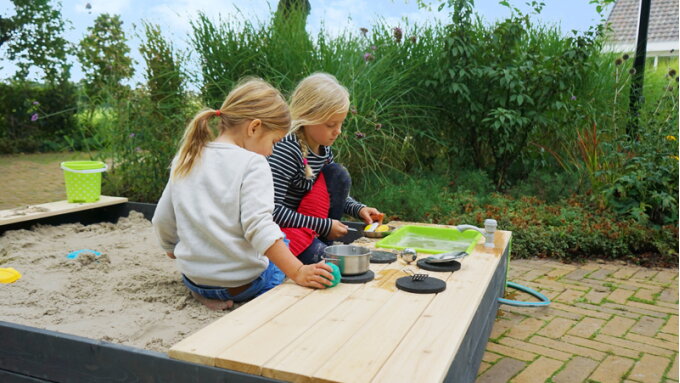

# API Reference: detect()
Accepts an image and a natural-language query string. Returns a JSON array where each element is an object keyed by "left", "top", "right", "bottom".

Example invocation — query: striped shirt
[{"left": 267, "top": 134, "right": 365, "bottom": 236}]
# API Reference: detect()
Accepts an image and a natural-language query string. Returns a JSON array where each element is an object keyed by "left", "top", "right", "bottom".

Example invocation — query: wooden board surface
[
  {"left": 170, "top": 225, "right": 511, "bottom": 383},
  {"left": 0, "top": 196, "right": 128, "bottom": 226}
]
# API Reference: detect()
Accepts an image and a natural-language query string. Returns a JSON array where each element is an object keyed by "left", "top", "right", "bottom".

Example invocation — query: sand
[{"left": 0, "top": 211, "right": 226, "bottom": 353}]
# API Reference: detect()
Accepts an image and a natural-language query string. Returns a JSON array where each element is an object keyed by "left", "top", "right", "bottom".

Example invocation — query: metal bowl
[
  {"left": 362, "top": 225, "right": 395, "bottom": 239},
  {"left": 324, "top": 245, "right": 371, "bottom": 276}
]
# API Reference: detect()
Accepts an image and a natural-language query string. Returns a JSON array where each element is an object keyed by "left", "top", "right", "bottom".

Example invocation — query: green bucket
[{"left": 60, "top": 161, "right": 108, "bottom": 203}]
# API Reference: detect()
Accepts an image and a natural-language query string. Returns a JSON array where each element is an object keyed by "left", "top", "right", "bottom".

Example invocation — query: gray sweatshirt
[{"left": 152, "top": 142, "right": 283, "bottom": 288}]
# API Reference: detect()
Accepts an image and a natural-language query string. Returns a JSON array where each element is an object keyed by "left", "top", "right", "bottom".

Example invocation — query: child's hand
[
  {"left": 294, "top": 262, "right": 334, "bottom": 289},
  {"left": 359, "top": 207, "right": 382, "bottom": 224},
  {"left": 166, "top": 252, "right": 176, "bottom": 259},
  {"left": 328, "top": 219, "right": 349, "bottom": 240}
]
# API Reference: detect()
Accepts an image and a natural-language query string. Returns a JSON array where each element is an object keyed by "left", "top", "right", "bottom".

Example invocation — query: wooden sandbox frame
[{"left": 0, "top": 201, "right": 508, "bottom": 383}]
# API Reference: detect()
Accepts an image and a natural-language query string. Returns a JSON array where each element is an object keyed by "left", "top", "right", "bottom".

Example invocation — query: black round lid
[
  {"left": 417, "top": 258, "right": 461, "bottom": 272},
  {"left": 341, "top": 270, "right": 375, "bottom": 284},
  {"left": 396, "top": 276, "right": 447, "bottom": 294},
  {"left": 370, "top": 250, "right": 397, "bottom": 264}
]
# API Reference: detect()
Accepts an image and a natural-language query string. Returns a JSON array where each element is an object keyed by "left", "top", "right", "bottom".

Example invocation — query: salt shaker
[{"left": 400, "top": 248, "right": 417, "bottom": 264}]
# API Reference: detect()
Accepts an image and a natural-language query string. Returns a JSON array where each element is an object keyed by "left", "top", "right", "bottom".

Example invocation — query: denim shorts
[{"left": 182, "top": 261, "right": 285, "bottom": 303}]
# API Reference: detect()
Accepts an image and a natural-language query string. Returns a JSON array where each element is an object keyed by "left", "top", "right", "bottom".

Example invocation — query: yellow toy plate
[{"left": 0, "top": 267, "right": 22, "bottom": 284}]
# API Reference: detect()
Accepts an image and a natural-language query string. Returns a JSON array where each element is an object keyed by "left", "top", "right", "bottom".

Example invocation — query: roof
[{"left": 606, "top": 0, "right": 679, "bottom": 43}]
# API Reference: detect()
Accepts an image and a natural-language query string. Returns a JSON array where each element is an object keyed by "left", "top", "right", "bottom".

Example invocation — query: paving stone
[
  {"left": 601, "top": 316, "right": 636, "bottom": 337},
  {"left": 627, "top": 354, "right": 670, "bottom": 383},
  {"left": 658, "top": 287, "right": 679, "bottom": 303},
  {"left": 588, "top": 268, "right": 613, "bottom": 280},
  {"left": 551, "top": 356, "right": 598, "bottom": 383},
  {"left": 507, "top": 317, "right": 545, "bottom": 340},
  {"left": 607, "top": 288, "right": 635, "bottom": 304},
  {"left": 652, "top": 270, "right": 678, "bottom": 284},
  {"left": 537, "top": 317, "right": 575, "bottom": 339},
  {"left": 476, "top": 357, "right": 526, "bottom": 383},
  {"left": 510, "top": 356, "right": 562, "bottom": 383},
  {"left": 477, "top": 361, "right": 491, "bottom": 375},
  {"left": 507, "top": 305, "right": 582, "bottom": 321},
  {"left": 662, "top": 316, "right": 679, "bottom": 335},
  {"left": 631, "top": 269, "right": 659, "bottom": 281},
  {"left": 575, "top": 302, "right": 641, "bottom": 319},
  {"left": 564, "top": 268, "right": 590, "bottom": 281},
  {"left": 530, "top": 335, "right": 606, "bottom": 361},
  {"left": 486, "top": 342, "right": 537, "bottom": 362},
  {"left": 499, "top": 337, "right": 571, "bottom": 361},
  {"left": 482, "top": 351, "right": 503, "bottom": 363},
  {"left": 625, "top": 332, "right": 678, "bottom": 351},
  {"left": 595, "top": 334, "right": 674, "bottom": 357},
  {"left": 657, "top": 332, "right": 679, "bottom": 344},
  {"left": 550, "top": 302, "right": 610, "bottom": 319},
  {"left": 561, "top": 335, "right": 639, "bottom": 359},
  {"left": 490, "top": 319, "right": 514, "bottom": 339},
  {"left": 545, "top": 267, "right": 574, "bottom": 279},
  {"left": 584, "top": 289, "right": 608, "bottom": 304},
  {"left": 520, "top": 268, "right": 549, "bottom": 282},
  {"left": 602, "top": 302, "right": 667, "bottom": 318},
  {"left": 555, "top": 289, "right": 586, "bottom": 304},
  {"left": 630, "top": 316, "right": 665, "bottom": 337},
  {"left": 611, "top": 266, "right": 639, "bottom": 280},
  {"left": 627, "top": 300, "right": 678, "bottom": 316},
  {"left": 588, "top": 355, "right": 635, "bottom": 383},
  {"left": 668, "top": 354, "right": 679, "bottom": 381},
  {"left": 634, "top": 288, "right": 658, "bottom": 302},
  {"left": 567, "top": 317, "right": 606, "bottom": 338}
]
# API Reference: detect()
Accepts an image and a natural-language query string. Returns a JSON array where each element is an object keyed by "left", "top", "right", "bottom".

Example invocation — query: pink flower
[
  {"left": 393, "top": 27, "right": 402, "bottom": 43},
  {"left": 30, "top": 113, "right": 39, "bottom": 121},
  {"left": 355, "top": 131, "right": 366, "bottom": 139},
  {"left": 363, "top": 52, "right": 375, "bottom": 62}
]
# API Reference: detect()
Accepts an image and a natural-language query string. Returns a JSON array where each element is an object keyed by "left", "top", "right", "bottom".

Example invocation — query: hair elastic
[
  {"left": 215, "top": 110, "right": 221, "bottom": 117},
  {"left": 302, "top": 158, "right": 308, "bottom": 165}
]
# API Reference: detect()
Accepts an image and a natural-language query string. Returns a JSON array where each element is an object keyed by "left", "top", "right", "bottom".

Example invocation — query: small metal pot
[{"left": 324, "top": 245, "right": 371, "bottom": 276}]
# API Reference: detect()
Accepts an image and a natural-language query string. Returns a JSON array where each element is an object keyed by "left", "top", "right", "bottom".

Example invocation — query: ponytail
[
  {"left": 172, "top": 109, "right": 218, "bottom": 179},
  {"left": 172, "top": 78, "right": 290, "bottom": 179}
]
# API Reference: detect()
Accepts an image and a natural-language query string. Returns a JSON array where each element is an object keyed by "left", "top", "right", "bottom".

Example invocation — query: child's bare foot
[{"left": 190, "top": 291, "right": 234, "bottom": 311}]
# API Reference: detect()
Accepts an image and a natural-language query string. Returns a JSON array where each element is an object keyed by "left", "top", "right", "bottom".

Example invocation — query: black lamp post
[{"left": 627, "top": 0, "right": 652, "bottom": 139}]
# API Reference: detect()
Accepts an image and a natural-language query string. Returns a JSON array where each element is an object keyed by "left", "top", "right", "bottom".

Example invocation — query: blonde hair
[
  {"left": 172, "top": 78, "right": 290, "bottom": 178},
  {"left": 289, "top": 73, "right": 350, "bottom": 178}
]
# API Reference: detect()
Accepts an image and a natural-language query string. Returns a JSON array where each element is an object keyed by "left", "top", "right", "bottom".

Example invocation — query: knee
[{"left": 322, "top": 163, "right": 351, "bottom": 188}]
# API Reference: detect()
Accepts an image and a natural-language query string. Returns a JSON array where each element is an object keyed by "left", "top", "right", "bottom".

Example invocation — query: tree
[
  {"left": 77, "top": 13, "right": 134, "bottom": 100},
  {"left": 0, "top": 0, "right": 71, "bottom": 83}
]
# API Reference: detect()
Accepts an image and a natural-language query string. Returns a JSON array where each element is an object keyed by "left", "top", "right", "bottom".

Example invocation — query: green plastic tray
[{"left": 375, "top": 225, "right": 483, "bottom": 254}]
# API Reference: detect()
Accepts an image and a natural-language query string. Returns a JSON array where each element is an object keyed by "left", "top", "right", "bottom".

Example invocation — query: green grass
[{"left": 0, "top": 151, "right": 89, "bottom": 166}]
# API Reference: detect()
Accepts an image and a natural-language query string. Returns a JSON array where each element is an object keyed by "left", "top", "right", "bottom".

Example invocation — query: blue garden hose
[{"left": 498, "top": 281, "right": 551, "bottom": 307}]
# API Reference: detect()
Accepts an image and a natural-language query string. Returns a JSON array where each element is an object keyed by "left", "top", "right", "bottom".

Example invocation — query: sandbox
[{"left": 1, "top": 201, "right": 509, "bottom": 382}]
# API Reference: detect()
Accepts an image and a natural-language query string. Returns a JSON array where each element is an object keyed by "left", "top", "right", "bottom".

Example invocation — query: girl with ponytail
[
  {"left": 153, "top": 78, "right": 333, "bottom": 311},
  {"left": 268, "top": 73, "right": 382, "bottom": 264}
]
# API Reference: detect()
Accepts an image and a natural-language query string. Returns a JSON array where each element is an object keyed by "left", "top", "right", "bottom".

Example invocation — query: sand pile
[{"left": 0, "top": 211, "right": 225, "bottom": 353}]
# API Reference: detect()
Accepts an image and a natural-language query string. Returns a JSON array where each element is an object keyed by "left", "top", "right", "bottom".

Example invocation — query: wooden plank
[
  {"left": 169, "top": 281, "right": 313, "bottom": 366},
  {"left": 310, "top": 269, "right": 453, "bottom": 383},
  {"left": 371, "top": 231, "right": 510, "bottom": 383},
  {"left": 0, "top": 196, "right": 128, "bottom": 226},
  {"left": 215, "top": 263, "right": 391, "bottom": 375}
]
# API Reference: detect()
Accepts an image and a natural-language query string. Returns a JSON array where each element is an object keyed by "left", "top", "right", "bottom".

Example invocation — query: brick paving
[{"left": 478, "top": 259, "right": 679, "bottom": 383}]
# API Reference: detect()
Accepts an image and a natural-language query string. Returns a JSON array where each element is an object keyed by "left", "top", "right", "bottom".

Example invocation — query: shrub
[{"left": 0, "top": 80, "right": 78, "bottom": 153}]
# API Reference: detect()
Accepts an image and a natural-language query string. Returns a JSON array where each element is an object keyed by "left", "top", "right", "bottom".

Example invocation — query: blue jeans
[
  {"left": 182, "top": 261, "right": 285, "bottom": 303},
  {"left": 297, "top": 163, "right": 351, "bottom": 265}
]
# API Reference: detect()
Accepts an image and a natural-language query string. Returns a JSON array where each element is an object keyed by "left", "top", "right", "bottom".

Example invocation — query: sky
[{"left": 0, "top": 0, "right": 607, "bottom": 84}]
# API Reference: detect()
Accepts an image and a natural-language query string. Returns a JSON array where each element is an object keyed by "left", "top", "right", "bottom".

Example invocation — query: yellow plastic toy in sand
[{"left": 0, "top": 267, "right": 21, "bottom": 284}]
